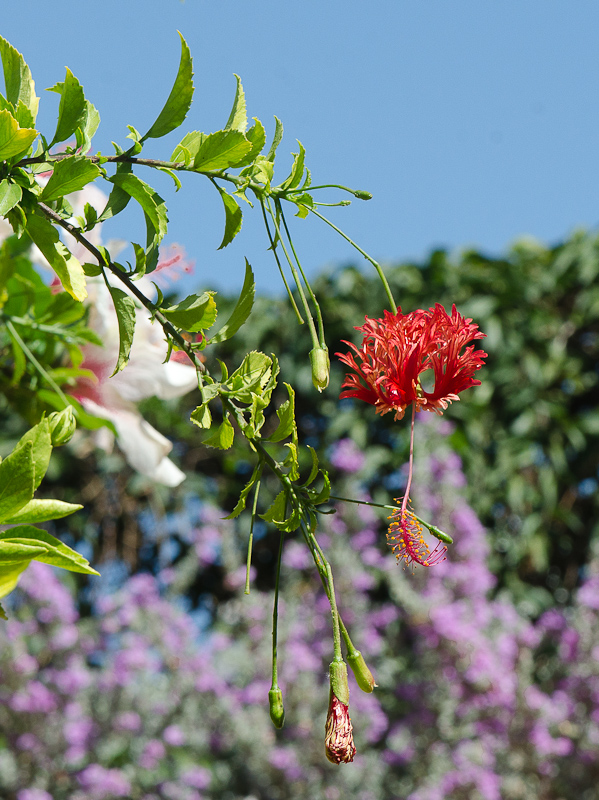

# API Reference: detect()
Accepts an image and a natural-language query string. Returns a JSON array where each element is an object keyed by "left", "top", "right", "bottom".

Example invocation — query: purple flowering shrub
[{"left": 1, "top": 417, "right": 598, "bottom": 799}]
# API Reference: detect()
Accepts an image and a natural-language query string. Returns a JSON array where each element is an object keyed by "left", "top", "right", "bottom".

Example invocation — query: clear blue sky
[{"left": 3, "top": 1, "right": 599, "bottom": 294}]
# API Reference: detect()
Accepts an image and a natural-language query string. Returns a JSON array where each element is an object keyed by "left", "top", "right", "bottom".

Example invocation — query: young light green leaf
[
  {"left": 171, "top": 130, "right": 204, "bottom": 164},
  {"left": 293, "top": 192, "right": 313, "bottom": 219},
  {"left": 267, "top": 383, "right": 296, "bottom": 443},
  {"left": 260, "top": 489, "right": 288, "bottom": 525},
  {"left": 245, "top": 118, "right": 267, "bottom": 160},
  {"left": 0, "top": 540, "right": 49, "bottom": 564},
  {"left": 3, "top": 498, "right": 83, "bottom": 525},
  {"left": 224, "top": 462, "right": 263, "bottom": 519},
  {"left": 0, "top": 178, "right": 22, "bottom": 215},
  {"left": 110, "top": 173, "right": 168, "bottom": 241},
  {"left": 47, "top": 68, "right": 86, "bottom": 146},
  {"left": 14, "top": 416, "right": 52, "bottom": 491},
  {"left": 25, "top": 213, "right": 87, "bottom": 301},
  {"left": 0, "top": 526, "right": 99, "bottom": 575},
  {"left": 106, "top": 284, "right": 136, "bottom": 375},
  {"left": 300, "top": 445, "right": 320, "bottom": 488},
  {"left": 0, "top": 561, "right": 34, "bottom": 598},
  {"left": 190, "top": 403, "right": 212, "bottom": 429},
  {"left": 215, "top": 184, "right": 242, "bottom": 249},
  {"left": 226, "top": 351, "right": 272, "bottom": 401},
  {"left": 224, "top": 74, "right": 247, "bottom": 133},
  {"left": 281, "top": 141, "right": 306, "bottom": 190},
  {"left": 0, "top": 36, "right": 39, "bottom": 121},
  {"left": 40, "top": 156, "right": 101, "bottom": 203},
  {"left": 144, "top": 32, "right": 194, "bottom": 141},
  {"left": 193, "top": 130, "right": 251, "bottom": 172},
  {"left": 210, "top": 260, "right": 255, "bottom": 344},
  {"left": 0, "top": 440, "right": 34, "bottom": 522},
  {"left": 0, "top": 108, "right": 37, "bottom": 160},
  {"left": 282, "top": 442, "right": 300, "bottom": 481},
  {"left": 266, "top": 116, "right": 283, "bottom": 162},
  {"left": 14, "top": 99, "right": 35, "bottom": 130},
  {"left": 203, "top": 415, "right": 235, "bottom": 450},
  {"left": 97, "top": 163, "right": 132, "bottom": 223},
  {"left": 306, "top": 469, "right": 332, "bottom": 505},
  {"left": 162, "top": 291, "right": 217, "bottom": 333},
  {"left": 75, "top": 100, "right": 100, "bottom": 155}
]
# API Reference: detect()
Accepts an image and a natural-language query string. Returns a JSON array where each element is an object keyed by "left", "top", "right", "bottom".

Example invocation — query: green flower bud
[
  {"left": 309, "top": 346, "right": 330, "bottom": 393},
  {"left": 48, "top": 406, "right": 77, "bottom": 446},
  {"left": 269, "top": 686, "right": 285, "bottom": 729},
  {"left": 347, "top": 649, "right": 377, "bottom": 693},
  {"left": 353, "top": 190, "right": 372, "bottom": 200},
  {"left": 328, "top": 659, "right": 349, "bottom": 706}
]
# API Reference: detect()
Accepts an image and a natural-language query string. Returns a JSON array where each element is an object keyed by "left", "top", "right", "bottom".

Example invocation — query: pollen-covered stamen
[{"left": 387, "top": 507, "right": 447, "bottom": 567}]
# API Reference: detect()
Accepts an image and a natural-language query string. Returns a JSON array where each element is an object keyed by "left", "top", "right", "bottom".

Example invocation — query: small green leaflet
[
  {"left": 0, "top": 440, "right": 34, "bottom": 522},
  {"left": 171, "top": 130, "right": 204, "bottom": 164},
  {"left": 25, "top": 213, "right": 87, "bottom": 301},
  {"left": 190, "top": 404, "right": 212, "bottom": 429},
  {"left": 2, "top": 498, "right": 83, "bottom": 526},
  {"left": 47, "top": 68, "right": 86, "bottom": 146},
  {"left": 224, "top": 74, "right": 247, "bottom": 133},
  {"left": 281, "top": 141, "right": 306, "bottom": 190},
  {"left": 225, "top": 351, "right": 273, "bottom": 402},
  {"left": 0, "top": 108, "right": 37, "bottom": 160},
  {"left": 0, "top": 179, "right": 22, "bottom": 215},
  {"left": 0, "top": 36, "right": 39, "bottom": 122},
  {"left": 106, "top": 284, "right": 136, "bottom": 375},
  {"left": 13, "top": 416, "right": 52, "bottom": 491},
  {"left": 215, "top": 184, "right": 243, "bottom": 249},
  {"left": 75, "top": 100, "right": 100, "bottom": 155},
  {"left": 110, "top": 173, "right": 168, "bottom": 242},
  {"left": 193, "top": 130, "right": 251, "bottom": 172},
  {"left": 203, "top": 415, "right": 235, "bottom": 450},
  {"left": 0, "top": 526, "right": 99, "bottom": 576},
  {"left": 267, "top": 383, "right": 296, "bottom": 443},
  {"left": 40, "top": 156, "right": 101, "bottom": 203},
  {"left": 210, "top": 260, "right": 255, "bottom": 344},
  {"left": 144, "top": 32, "right": 194, "bottom": 141},
  {"left": 225, "top": 461, "right": 263, "bottom": 519},
  {"left": 266, "top": 116, "right": 283, "bottom": 162},
  {"left": 97, "top": 163, "right": 132, "bottom": 223},
  {"left": 162, "top": 291, "right": 217, "bottom": 333}
]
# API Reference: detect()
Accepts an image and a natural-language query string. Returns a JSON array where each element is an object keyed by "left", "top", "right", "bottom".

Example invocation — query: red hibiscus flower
[{"left": 336, "top": 304, "right": 487, "bottom": 421}]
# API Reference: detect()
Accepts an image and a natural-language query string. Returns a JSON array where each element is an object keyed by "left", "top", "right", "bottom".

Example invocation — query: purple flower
[
  {"left": 77, "top": 764, "right": 131, "bottom": 798},
  {"left": 180, "top": 766, "right": 211, "bottom": 789},
  {"left": 163, "top": 724, "right": 186, "bottom": 746},
  {"left": 330, "top": 438, "right": 365, "bottom": 473}
]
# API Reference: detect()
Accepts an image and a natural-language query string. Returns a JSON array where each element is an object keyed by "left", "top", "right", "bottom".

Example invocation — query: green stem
[
  {"left": 5, "top": 319, "right": 70, "bottom": 406},
  {"left": 278, "top": 204, "right": 326, "bottom": 347},
  {"left": 300, "top": 203, "right": 397, "bottom": 314},
  {"left": 271, "top": 529, "right": 285, "bottom": 686},
  {"left": 245, "top": 479, "right": 261, "bottom": 595},
  {"left": 266, "top": 199, "right": 319, "bottom": 350},
  {"left": 259, "top": 199, "right": 304, "bottom": 323}
]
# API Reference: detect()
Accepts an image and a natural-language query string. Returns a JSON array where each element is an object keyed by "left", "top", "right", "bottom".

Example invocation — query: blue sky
[{"left": 3, "top": 1, "right": 599, "bottom": 294}]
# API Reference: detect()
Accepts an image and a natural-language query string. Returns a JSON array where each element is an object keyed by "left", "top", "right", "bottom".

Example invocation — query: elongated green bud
[
  {"left": 310, "top": 346, "right": 330, "bottom": 392},
  {"left": 353, "top": 190, "right": 372, "bottom": 200},
  {"left": 329, "top": 659, "right": 349, "bottom": 706},
  {"left": 347, "top": 650, "right": 376, "bottom": 693},
  {"left": 269, "top": 686, "right": 285, "bottom": 729},
  {"left": 48, "top": 406, "right": 76, "bottom": 446}
]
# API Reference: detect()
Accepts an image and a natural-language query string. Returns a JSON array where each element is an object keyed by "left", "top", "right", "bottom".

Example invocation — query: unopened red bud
[
  {"left": 309, "top": 346, "right": 330, "bottom": 392},
  {"left": 325, "top": 692, "right": 356, "bottom": 764},
  {"left": 347, "top": 650, "right": 376, "bottom": 693},
  {"left": 268, "top": 686, "right": 285, "bottom": 729}
]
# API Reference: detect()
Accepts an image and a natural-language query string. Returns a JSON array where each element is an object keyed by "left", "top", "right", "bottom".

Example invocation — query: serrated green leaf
[
  {"left": 193, "top": 129, "right": 251, "bottom": 172},
  {"left": 110, "top": 173, "right": 168, "bottom": 241},
  {"left": 0, "top": 526, "right": 99, "bottom": 576},
  {"left": 0, "top": 540, "right": 49, "bottom": 564},
  {"left": 245, "top": 118, "right": 266, "bottom": 160},
  {"left": 0, "top": 36, "right": 39, "bottom": 122},
  {"left": 97, "top": 163, "right": 132, "bottom": 223},
  {"left": 210, "top": 260, "right": 255, "bottom": 343},
  {"left": 300, "top": 445, "right": 319, "bottom": 487},
  {"left": 0, "top": 108, "right": 37, "bottom": 160},
  {"left": 293, "top": 192, "right": 313, "bottom": 219},
  {"left": 306, "top": 469, "right": 331, "bottom": 505},
  {"left": 281, "top": 141, "right": 306, "bottom": 190},
  {"left": 75, "top": 100, "right": 100, "bottom": 155},
  {"left": 267, "top": 383, "right": 296, "bottom": 443},
  {"left": 47, "top": 68, "right": 86, "bottom": 146},
  {"left": 204, "top": 415, "right": 235, "bottom": 450},
  {"left": 226, "top": 351, "right": 273, "bottom": 401},
  {"left": 260, "top": 489, "right": 288, "bottom": 525},
  {"left": 215, "top": 185, "right": 242, "bottom": 249},
  {"left": 224, "top": 74, "right": 247, "bottom": 133},
  {"left": 131, "top": 242, "right": 146, "bottom": 278},
  {"left": 3, "top": 498, "right": 83, "bottom": 525},
  {"left": 40, "top": 156, "right": 101, "bottom": 202},
  {"left": 25, "top": 213, "right": 87, "bottom": 301},
  {"left": 0, "top": 178, "right": 22, "bottom": 215},
  {"left": 106, "top": 284, "right": 135, "bottom": 375},
  {"left": 225, "top": 462, "right": 263, "bottom": 519},
  {"left": 162, "top": 291, "right": 217, "bottom": 333},
  {"left": 14, "top": 99, "right": 34, "bottom": 130},
  {"left": 144, "top": 33, "right": 194, "bottom": 140},
  {"left": 283, "top": 442, "right": 300, "bottom": 481},
  {"left": 0, "top": 440, "right": 34, "bottom": 522},
  {"left": 14, "top": 417, "right": 52, "bottom": 491},
  {"left": 171, "top": 130, "right": 204, "bottom": 164},
  {"left": 267, "top": 116, "right": 284, "bottom": 162},
  {"left": 190, "top": 403, "right": 212, "bottom": 429}
]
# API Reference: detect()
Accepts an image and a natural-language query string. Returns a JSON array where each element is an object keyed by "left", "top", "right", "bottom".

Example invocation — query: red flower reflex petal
[
  {"left": 336, "top": 304, "right": 487, "bottom": 420},
  {"left": 387, "top": 507, "right": 446, "bottom": 568}
]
